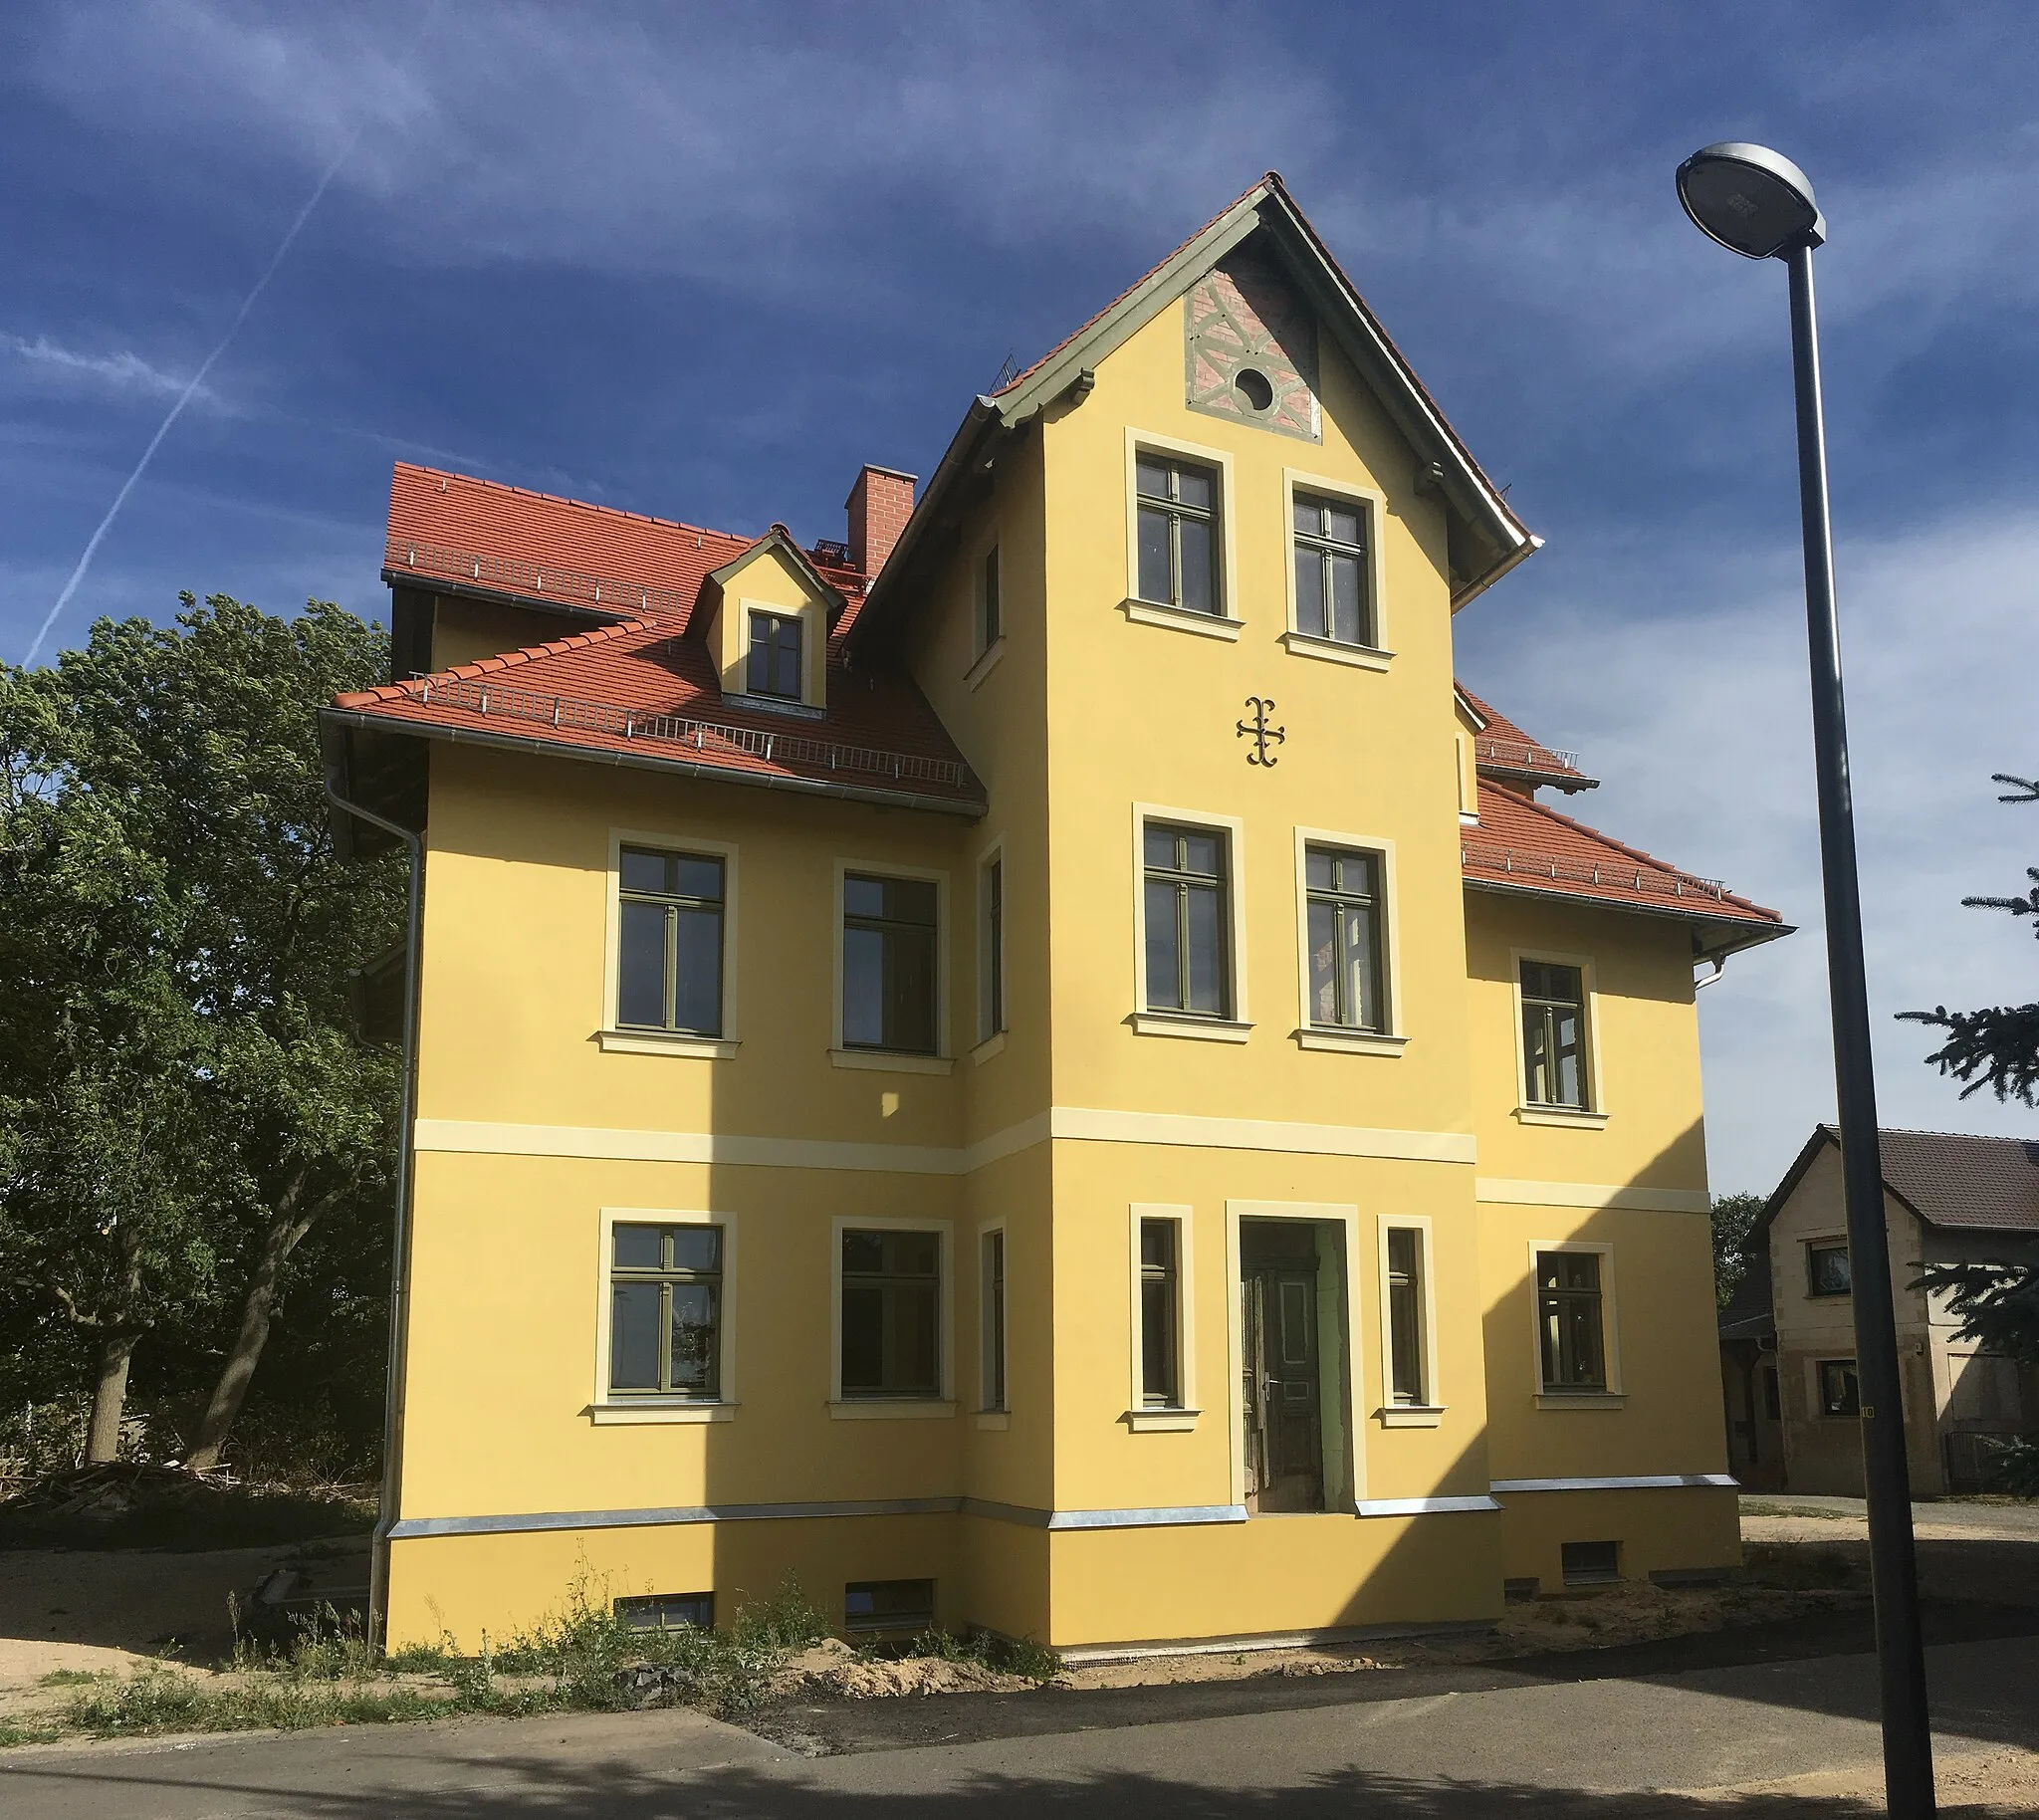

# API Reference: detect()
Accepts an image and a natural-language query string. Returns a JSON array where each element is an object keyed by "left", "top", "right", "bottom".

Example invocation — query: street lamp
[{"left": 1676, "top": 142, "right": 1935, "bottom": 1817}]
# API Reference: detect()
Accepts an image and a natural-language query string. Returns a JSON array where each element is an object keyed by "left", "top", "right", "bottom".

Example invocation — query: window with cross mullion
[
  {"left": 1292, "top": 493, "right": 1371, "bottom": 646},
  {"left": 1143, "top": 822, "right": 1231, "bottom": 1018},
  {"left": 1305, "top": 844, "right": 1386, "bottom": 1031},
  {"left": 617, "top": 847, "right": 726, "bottom": 1035},
  {"left": 1135, "top": 456, "right": 1220, "bottom": 614}
]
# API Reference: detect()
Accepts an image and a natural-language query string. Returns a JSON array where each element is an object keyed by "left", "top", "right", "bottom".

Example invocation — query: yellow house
[{"left": 324, "top": 174, "right": 1789, "bottom": 1655}]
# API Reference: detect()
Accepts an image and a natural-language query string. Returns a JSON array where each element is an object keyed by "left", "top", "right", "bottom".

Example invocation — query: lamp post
[{"left": 1676, "top": 141, "right": 1934, "bottom": 1817}]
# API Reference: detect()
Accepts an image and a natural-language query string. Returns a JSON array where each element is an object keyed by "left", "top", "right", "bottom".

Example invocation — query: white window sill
[
  {"left": 1119, "top": 597, "right": 1243, "bottom": 641},
  {"left": 965, "top": 637, "right": 1008, "bottom": 691},
  {"left": 1515, "top": 1105, "right": 1609, "bottom": 1129},
  {"left": 1377, "top": 1404, "right": 1447, "bottom": 1429},
  {"left": 1535, "top": 1391, "right": 1626, "bottom": 1411},
  {"left": 974, "top": 1410, "right": 1011, "bottom": 1431},
  {"left": 829, "top": 1048, "right": 955, "bottom": 1076},
  {"left": 1279, "top": 629, "right": 1394, "bottom": 671},
  {"left": 597, "top": 1029, "right": 738, "bottom": 1060},
  {"left": 1460, "top": 810, "right": 1480, "bottom": 827},
  {"left": 1124, "top": 1407, "right": 1201, "bottom": 1432},
  {"left": 1294, "top": 1026, "right": 1407, "bottom": 1056},
  {"left": 828, "top": 1399, "right": 957, "bottom": 1421},
  {"left": 1129, "top": 1012, "right": 1252, "bottom": 1043},
  {"left": 586, "top": 1401, "right": 737, "bottom": 1425},
  {"left": 971, "top": 1030, "right": 1007, "bottom": 1065},
  {"left": 723, "top": 690, "right": 826, "bottom": 720}
]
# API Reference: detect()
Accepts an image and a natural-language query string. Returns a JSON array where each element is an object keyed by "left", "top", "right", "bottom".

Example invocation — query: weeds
[{"left": 904, "top": 1625, "right": 1062, "bottom": 1682}]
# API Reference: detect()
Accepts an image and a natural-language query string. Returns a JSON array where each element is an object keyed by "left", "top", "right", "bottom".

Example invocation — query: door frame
[{"left": 1224, "top": 1200, "right": 1364, "bottom": 1513}]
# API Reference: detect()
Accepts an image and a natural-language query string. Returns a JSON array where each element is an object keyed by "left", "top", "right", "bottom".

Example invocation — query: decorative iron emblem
[{"left": 1237, "top": 696, "right": 1286, "bottom": 767}]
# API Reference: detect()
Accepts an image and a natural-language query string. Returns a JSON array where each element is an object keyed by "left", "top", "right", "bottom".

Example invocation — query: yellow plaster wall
[
  {"left": 705, "top": 543, "right": 829, "bottom": 705},
  {"left": 1494, "top": 1487, "right": 1739, "bottom": 1591}
]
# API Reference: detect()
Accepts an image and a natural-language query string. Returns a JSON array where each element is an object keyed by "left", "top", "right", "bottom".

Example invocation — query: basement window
[
  {"left": 1560, "top": 1540, "right": 1621, "bottom": 1586},
  {"left": 844, "top": 1579, "right": 936, "bottom": 1638},
  {"left": 614, "top": 1591, "right": 713, "bottom": 1631}
]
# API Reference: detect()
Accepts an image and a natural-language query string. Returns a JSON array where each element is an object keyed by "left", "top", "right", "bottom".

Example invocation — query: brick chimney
[{"left": 844, "top": 465, "right": 916, "bottom": 578}]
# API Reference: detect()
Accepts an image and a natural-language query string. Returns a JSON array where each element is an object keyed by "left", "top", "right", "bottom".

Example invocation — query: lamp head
[{"left": 1677, "top": 142, "right": 1826, "bottom": 259}]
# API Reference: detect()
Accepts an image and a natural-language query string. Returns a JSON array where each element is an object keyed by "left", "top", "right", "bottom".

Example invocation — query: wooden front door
[{"left": 1242, "top": 1226, "right": 1325, "bottom": 1513}]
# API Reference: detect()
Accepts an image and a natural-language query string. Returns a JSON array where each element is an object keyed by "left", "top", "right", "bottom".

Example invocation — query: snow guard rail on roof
[
  {"left": 385, "top": 537, "right": 697, "bottom": 619},
  {"left": 1462, "top": 835, "right": 1727, "bottom": 902},
  {"left": 405, "top": 673, "right": 975, "bottom": 792}
]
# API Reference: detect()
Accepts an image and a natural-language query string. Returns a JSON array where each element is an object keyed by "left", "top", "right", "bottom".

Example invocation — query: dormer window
[{"left": 747, "top": 611, "right": 803, "bottom": 699}]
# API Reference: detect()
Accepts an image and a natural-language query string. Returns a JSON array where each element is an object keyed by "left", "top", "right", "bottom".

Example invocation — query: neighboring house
[
  {"left": 324, "top": 174, "right": 1789, "bottom": 1656},
  {"left": 1719, "top": 1126, "right": 2039, "bottom": 1497}
]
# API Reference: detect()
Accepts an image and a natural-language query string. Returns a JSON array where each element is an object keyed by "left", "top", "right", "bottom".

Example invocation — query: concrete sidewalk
[{"left": 3, "top": 1631, "right": 2036, "bottom": 1817}]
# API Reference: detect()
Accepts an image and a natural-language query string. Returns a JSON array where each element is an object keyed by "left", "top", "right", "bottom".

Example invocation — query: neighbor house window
[
  {"left": 1135, "top": 455, "right": 1219, "bottom": 613},
  {"left": 1144, "top": 822, "right": 1231, "bottom": 1017},
  {"left": 1536, "top": 1250, "right": 1606, "bottom": 1393},
  {"left": 1292, "top": 493, "right": 1371, "bottom": 645},
  {"left": 1140, "top": 1219, "right": 1181, "bottom": 1407},
  {"left": 747, "top": 610, "right": 802, "bottom": 699},
  {"left": 1817, "top": 1358, "right": 1860, "bottom": 1418},
  {"left": 981, "top": 1230, "right": 1007, "bottom": 1412},
  {"left": 617, "top": 847, "right": 726, "bottom": 1035},
  {"left": 842, "top": 873, "right": 939, "bottom": 1053},
  {"left": 1520, "top": 960, "right": 1589, "bottom": 1108},
  {"left": 840, "top": 1228, "right": 942, "bottom": 1398},
  {"left": 609, "top": 1223, "right": 723, "bottom": 1399},
  {"left": 1807, "top": 1242, "right": 1851, "bottom": 1297},
  {"left": 978, "top": 854, "right": 1005, "bottom": 1041},
  {"left": 981, "top": 545, "right": 1003, "bottom": 650},
  {"left": 1305, "top": 845, "right": 1385, "bottom": 1031},
  {"left": 1386, "top": 1227, "right": 1427, "bottom": 1405}
]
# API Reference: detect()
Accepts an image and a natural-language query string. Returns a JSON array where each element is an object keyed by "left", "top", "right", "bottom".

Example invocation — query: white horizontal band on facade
[
  {"left": 1488, "top": 1474, "right": 1738, "bottom": 1493},
  {"left": 1355, "top": 1494, "right": 1501, "bottom": 1516},
  {"left": 413, "top": 1107, "right": 1476, "bottom": 1174},
  {"left": 1473, "top": 1178, "right": 1710, "bottom": 1215}
]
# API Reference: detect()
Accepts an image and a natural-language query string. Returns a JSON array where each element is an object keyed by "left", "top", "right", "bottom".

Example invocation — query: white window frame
[
  {"left": 830, "top": 857, "right": 954, "bottom": 1074},
  {"left": 1279, "top": 468, "right": 1392, "bottom": 670},
  {"left": 828, "top": 1215, "right": 956, "bottom": 1417},
  {"left": 1120, "top": 426, "right": 1242, "bottom": 639},
  {"left": 974, "top": 836, "right": 1007, "bottom": 1058},
  {"left": 1291, "top": 825, "right": 1406, "bottom": 1056},
  {"left": 978, "top": 1221, "right": 1009, "bottom": 1426},
  {"left": 1528, "top": 1239, "right": 1623, "bottom": 1407},
  {"left": 1130, "top": 801, "right": 1250, "bottom": 1040},
  {"left": 598, "top": 828, "right": 740, "bottom": 1059},
  {"left": 1125, "top": 1203, "right": 1198, "bottom": 1431},
  {"left": 1224, "top": 1199, "right": 1366, "bottom": 1511},
  {"left": 590, "top": 1205, "right": 738, "bottom": 1423},
  {"left": 1510, "top": 946, "right": 1608, "bottom": 1126},
  {"left": 1375, "top": 1215, "right": 1443, "bottom": 1427}
]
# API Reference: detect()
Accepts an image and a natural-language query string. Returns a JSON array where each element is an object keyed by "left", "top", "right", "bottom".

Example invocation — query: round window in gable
[{"left": 1233, "top": 366, "right": 1274, "bottom": 414}]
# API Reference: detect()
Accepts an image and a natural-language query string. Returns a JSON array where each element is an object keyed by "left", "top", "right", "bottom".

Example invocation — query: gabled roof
[
  {"left": 695, "top": 525, "right": 847, "bottom": 633},
  {"left": 1457, "top": 685, "right": 1597, "bottom": 794},
  {"left": 851, "top": 172, "right": 1539, "bottom": 655},
  {"left": 1463, "top": 780, "right": 1787, "bottom": 960},
  {"left": 1762, "top": 1125, "right": 2039, "bottom": 1238}
]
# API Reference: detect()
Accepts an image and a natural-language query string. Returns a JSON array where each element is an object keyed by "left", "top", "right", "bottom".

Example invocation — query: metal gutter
[
  {"left": 378, "top": 570, "right": 633, "bottom": 627},
  {"left": 1462, "top": 873, "right": 1795, "bottom": 962},
  {"left": 319, "top": 708, "right": 987, "bottom": 820}
]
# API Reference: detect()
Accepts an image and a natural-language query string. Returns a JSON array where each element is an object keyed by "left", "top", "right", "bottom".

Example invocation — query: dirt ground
[{"left": 1679, "top": 1744, "right": 2039, "bottom": 1813}]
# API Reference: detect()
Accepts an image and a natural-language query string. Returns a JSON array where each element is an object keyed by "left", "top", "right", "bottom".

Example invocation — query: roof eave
[
  {"left": 380, "top": 569, "right": 636, "bottom": 628},
  {"left": 1462, "top": 873, "right": 1794, "bottom": 959}
]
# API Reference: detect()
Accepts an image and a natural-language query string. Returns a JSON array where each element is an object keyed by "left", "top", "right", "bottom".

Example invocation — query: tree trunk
[
  {"left": 184, "top": 1180, "right": 322, "bottom": 1474},
  {"left": 85, "top": 1330, "right": 139, "bottom": 1465}
]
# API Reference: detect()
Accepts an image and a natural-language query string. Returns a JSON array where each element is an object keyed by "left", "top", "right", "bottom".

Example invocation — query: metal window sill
[
  {"left": 974, "top": 1410, "right": 1011, "bottom": 1431},
  {"left": 597, "top": 1029, "right": 738, "bottom": 1059},
  {"left": 964, "top": 637, "right": 1008, "bottom": 691},
  {"left": 971, "top": 1030, "right": 1008, "bottom": 1065},
  {"left": 1377, "top": 1405, "right": 1447, "bottom": 1429},
  {"left": 829, "top": 1048, "right": 955, "bottom": 1076},
  {"left": 1279, "top": 630, "right": 1394, "bottom": 671},
  {"left": 1535, "top": 1392, "right": 1626, "bottom": 1411},
  {"left": 1119, "top": 597, "right": 1243, "bottom": 640},
  {"left": 1515, "top": 1105, "right": 1608, "bottom": 1128},
  {"left": 1129, "top": 1012, "right": 1252, "bottom": 1043},
  {"left": 1123, "top": 1408, "right": 1201, "bottom": 1432},
  {"left": 828, "top": 1399, "right": 957, "bottom": 1420},
  {"left": 586, "top": 1401, "right": 737, "bottom": 1425},
  {"left": 1294, "top": 1026, "right": 1406, "bottom": 1056},
  {"left": 723, "top": 691, "right": 827, "bottom": 720}
]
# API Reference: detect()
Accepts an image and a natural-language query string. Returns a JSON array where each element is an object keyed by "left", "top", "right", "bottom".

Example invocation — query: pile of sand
[{"left": 773, "top": 1637, "right": 1036, "bottom": 1699}]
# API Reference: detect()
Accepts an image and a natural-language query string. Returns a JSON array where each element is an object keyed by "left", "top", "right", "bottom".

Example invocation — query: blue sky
[{"left": 3, "top": 1, "right": 2035, "bottom": 1189}]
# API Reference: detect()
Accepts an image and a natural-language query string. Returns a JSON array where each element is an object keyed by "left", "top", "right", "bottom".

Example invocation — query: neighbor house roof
[
  {"left": 1463, "top": 780, "right": 1786, "bottom": 958},
  {"left": 1763, "top": 1126, "right": 2039, "bottom": 1237},
  {"left": 1717, "top": 1245, "right": 1776, "bottom": 1343}
]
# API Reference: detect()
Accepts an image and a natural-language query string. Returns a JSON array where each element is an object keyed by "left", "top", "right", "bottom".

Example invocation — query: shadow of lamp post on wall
[{"left": 1674, "top": 142, "right": 1935, "bottom": 1817}]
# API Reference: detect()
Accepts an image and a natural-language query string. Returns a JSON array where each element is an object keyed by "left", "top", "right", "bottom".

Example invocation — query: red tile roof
[
  {"left": 346, "top": 465, "right": 975, "bottom": 810},
  {"left": 1458, "top": 686, "right": 1595, "bottom": 790},
  {"left": 1464, "top": 781, "right": 1782, "bottom": 935}
]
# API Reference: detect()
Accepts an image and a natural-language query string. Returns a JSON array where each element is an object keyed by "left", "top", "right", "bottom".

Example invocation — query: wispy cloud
[{"left": 1, "top": 332, "right": 212, "bottom": 403}]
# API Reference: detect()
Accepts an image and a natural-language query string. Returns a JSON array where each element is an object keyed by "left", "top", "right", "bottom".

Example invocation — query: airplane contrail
[{"left": 20, "top": 127, "right": 362, "bottom": 669}]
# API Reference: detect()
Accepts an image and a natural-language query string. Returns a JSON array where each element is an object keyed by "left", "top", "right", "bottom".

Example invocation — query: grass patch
[
  {"left": 0, "top": 1720, "right": 63, "bottom": 1747},
  {"left": 1740, "top": 1541, "right": 1860, "bottom": 1590},
  {"left": 36, "top": 1669, "right": 106, "bottom": 1688}
]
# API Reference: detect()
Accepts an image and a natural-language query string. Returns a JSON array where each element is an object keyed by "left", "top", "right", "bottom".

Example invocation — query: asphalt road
[{"left": 4, "top": 1629, "right": 2037, "bottom": 1819}]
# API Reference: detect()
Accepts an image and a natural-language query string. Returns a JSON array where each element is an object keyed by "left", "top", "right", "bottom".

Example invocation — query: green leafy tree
[
  {"left": 0, "top": 595, "right": 403, "bottom": 1468},
  {"left": 1901, "top": 772, "right": 2038, "bottom": 1493},
  {"left": 1711, "top": 1191, "right": 1767, "bottom": 1310}
]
